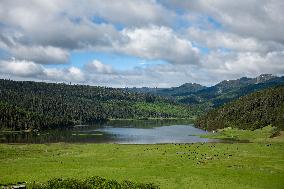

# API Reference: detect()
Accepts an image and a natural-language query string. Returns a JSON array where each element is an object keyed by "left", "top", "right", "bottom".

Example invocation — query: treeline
[
  {"left": 2, "top": 176, "right": 159, "bottom": 189},
  {"left": 0, "top": 79, "right": 193, "bottom": 130},
  {"left": 0, "top": 102, "right": 74, "bottom": 130},
  {"left": 195, "top": 85, "right": 284, "bottom": 131}
]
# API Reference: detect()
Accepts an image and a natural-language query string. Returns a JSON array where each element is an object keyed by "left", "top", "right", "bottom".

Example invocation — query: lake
[{"left": 0, "top": 119, "right": 219, "bottom": 144}]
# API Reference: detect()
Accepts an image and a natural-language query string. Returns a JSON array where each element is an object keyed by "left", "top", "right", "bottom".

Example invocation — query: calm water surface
[{"left": 0, "top": 120, "right": 219, "bottom": 144}]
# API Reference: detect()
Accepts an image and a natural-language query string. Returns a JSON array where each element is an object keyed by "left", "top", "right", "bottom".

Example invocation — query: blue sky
[
  {"left": 0, "top": 0, "right": 283, "bottom": 87},
  {"left": 70, "top": 51, "right": 167, "bottom": 70}
]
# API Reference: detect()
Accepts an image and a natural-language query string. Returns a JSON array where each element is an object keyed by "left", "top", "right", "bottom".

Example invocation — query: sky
[{"left": 0, "top": 0, "right": 284, "bottom": 87}]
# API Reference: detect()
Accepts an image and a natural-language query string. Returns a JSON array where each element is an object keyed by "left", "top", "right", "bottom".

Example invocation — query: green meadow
[{"left": 0, "top": 129, "right": 284, "bottom": 189}]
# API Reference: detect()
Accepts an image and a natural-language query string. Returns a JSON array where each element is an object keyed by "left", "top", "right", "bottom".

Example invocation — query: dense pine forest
[
  {"left": 195, "top": 85, "right": 284, "bottom": 131},
  {"left": 0, "top": 79, "right": 194, "bottom": 131}
]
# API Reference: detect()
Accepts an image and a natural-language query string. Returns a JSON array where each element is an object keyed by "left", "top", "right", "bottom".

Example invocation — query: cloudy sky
[{"left": 0, "top": 0, "right": 284, "bottom": 87}]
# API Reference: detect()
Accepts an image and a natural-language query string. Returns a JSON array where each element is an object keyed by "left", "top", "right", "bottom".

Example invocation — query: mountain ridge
[{"left": 125, "top": 74, "right": 284, "bottom": 108}]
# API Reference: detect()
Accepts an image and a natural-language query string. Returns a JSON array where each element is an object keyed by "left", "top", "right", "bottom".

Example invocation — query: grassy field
[
  {"left": 0, "top": 129, "right": 284, "bottom": 188},
  {"left": 200, "top": 125, "right": 280, "bottom": 142}
]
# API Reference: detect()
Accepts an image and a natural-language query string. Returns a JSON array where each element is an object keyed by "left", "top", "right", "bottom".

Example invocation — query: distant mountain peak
[
  {"left": 216, "top": 74, "right": 278, "bottom": 88},
  {"left": 179, "top": 83, "right": 204, "bottom": 88},
  {"left": 256, "top": 74, "right": 277, "bottom": 83}
]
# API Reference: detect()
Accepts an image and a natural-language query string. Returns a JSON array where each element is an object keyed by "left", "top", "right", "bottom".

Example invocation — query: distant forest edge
[
  {"left": 195, "top": 85, "right": 284, "bottom": 131},
  {"left": 0, "top": 79, "right": 195, "bottom": 131}
]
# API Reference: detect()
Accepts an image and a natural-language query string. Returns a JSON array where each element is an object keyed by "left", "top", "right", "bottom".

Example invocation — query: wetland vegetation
[{"left": 0, "top": 130, "right": 283, "bottom": 189}]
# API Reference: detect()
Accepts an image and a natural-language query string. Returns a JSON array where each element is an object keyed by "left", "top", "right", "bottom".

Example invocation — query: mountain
[
  {"left": 195, "top": 85, "right": 284, "bottom": 131},
  {"left": 125, "top": 87, "right": 163, "bottom": 94},
  {"left": 125, "top": 83, "right": 206, "bottom": 96},
  {"left": 126, "top": 74, "right": 284, "bottom": 109},
  {"left": 195, "top": 74, "right": 278, "bottom": 97},
  {"left": 256, "top": 74, "right": 277, "bottom": 83},
  {"left": 0, "top": 79, "right": 194, "bottom": 131},
  {"left": 191, "top": 74, "right": 284, "bottom": 107},
  {"left": 158, "top": 83, "right": 206, "bottom": 96},
  {"left": 1, "top": 74, "right": 283, "bottom": 131}
]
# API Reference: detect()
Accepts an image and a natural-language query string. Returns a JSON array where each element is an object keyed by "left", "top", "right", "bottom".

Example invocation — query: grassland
[
  {"left": 200, "top": 125, "right": 280, "bottom": 142},
  {"left": 0, "top": 130, "right": 284, "bottom": 189}
]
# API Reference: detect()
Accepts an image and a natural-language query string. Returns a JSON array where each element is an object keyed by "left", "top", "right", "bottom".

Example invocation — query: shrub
[{"left": 29, "top": 176, "right": 160, "bottom": 189}]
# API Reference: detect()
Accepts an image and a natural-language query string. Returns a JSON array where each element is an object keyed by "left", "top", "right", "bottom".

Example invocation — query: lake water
[{"left": 0, "top": 120, "right": 219, "bottom": 144}]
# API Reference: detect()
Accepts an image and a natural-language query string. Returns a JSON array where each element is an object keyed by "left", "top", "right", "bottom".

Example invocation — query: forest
[
  {"left": 0, "top": 79, "right": 194, "bottom": 131},
  {"left": 195, "top": 85, "right": 284, "bottom": 131},
  {"left": 127, "top": 74, "right": 284, "bottom": 108},
  {"left": 1, "top": 77, "right": 284, "bottom": 131}
]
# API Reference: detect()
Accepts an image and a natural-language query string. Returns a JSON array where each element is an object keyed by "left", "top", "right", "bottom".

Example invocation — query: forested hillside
[
  {"left": 0, "top": 79, "right": 194, "bottom": 131},
  {"left": 126, "top": 74, "right": 284, "bottom": 108},
  {"left": 186, "top": 74, "right": 284, "bottom": 107},
  {"left": 126, "top": 83, "right": 206, "bottom": 96},
  {"left": 195, "top": 85, "right": 284, "bottom": 131}
]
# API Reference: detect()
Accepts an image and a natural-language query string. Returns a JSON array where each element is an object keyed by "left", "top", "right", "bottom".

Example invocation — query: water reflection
[
  {"left": 0, "top": 120, "right": 219, "bottom": 144},
  {"left": 96, "top": 125, "right": 217, "bottom": 144}
]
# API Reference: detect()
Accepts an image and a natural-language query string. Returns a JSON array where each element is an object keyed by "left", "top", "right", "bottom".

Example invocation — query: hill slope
[
  {"left": 0, "top": 79, "right": 194, "bottom": 130},
  {"left": 195, "top": 85, "right": 284, "bottom": 130},
  {"left": 125, "top": 74, "right": 284, "bottom": 109},
  {"left": 189, "top": 74, "right": 284, "bottom": 107},
  {"left": 125, "top": 83, "right": 206, "bottom": 97}
]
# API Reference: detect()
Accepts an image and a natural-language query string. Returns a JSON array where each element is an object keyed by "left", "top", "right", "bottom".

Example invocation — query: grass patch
[
  {"left": 200, "top": 125, "right": 280, "bottom": 142},
  {"left": 0, "top": 139, "right": 284, "bottom": 189}
]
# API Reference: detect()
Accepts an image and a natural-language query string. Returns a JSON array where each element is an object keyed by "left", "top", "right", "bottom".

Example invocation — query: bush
[{"left": 29, "top": 176, "right": 160, "bottom": 189}]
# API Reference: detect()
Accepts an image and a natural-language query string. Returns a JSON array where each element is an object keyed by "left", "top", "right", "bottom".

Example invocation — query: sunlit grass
[
  {"left": 0, "top": 136, "right": 283, "bottom": 188},
  {"left": 200, "top": 125, "right": 280, "bottom": 142}
]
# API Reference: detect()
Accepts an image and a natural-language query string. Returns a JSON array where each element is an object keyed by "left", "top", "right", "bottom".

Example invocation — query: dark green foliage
[
  {"left": 126, "top": 83, "right": 206, "bottom": 97},
  {"left": 29, "top": 176, "right": 159, "bottom": 189},
  {"left": 179, "top": 75, "right": 284, "bottom": 107},
  {"left": 195, "top": 85, "right": 284, "bottom": 130},
  {"left": 0, "top": 102, "right": 73, "bottom": 130},
  {"left": 157, "top": 83, "right": 206, "bottom": 96},
  {"left": 0, "top": 79, "right": 193, "bottom": 130},
  {"left": 126, "top": 75, "right": 284, "bottom": 109}
]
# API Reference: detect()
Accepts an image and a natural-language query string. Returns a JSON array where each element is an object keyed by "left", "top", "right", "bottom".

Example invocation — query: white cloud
[
  {"left": 0, "top": 0, "right": 174, "bottom": 50},
  {"left": 117, "top": 26, "right": 200, "bottom": 64},
  {"left": 74, "top": 0, "right": 175, "bottom": 26},
  {"left": 0, "top": 59, "right": 43, "bottom": 77},
  {"left": 0, "top": 0, "right": 199, "bottom": 66},
  {"left": 0, "top": 0, "right": 123, "bottom": 50},
  {"left": 203, "top": 50, "right": 284, "bottom": 80},
  {"left": 84, "top": 60, "right": 114, "bottom": 74},
  {"left": 43, "top": 67, "right": 85, "bottom": 83},
  {"left": 165, "top": 0, "right": 284, "bottom": 43},
  {"left": 187, "top": 28, "right": 270, "bottom": 52},
  {"left": 0, "top": 0, "right": 283, "bottom": 87},
  {"left": 0, "top": 30, "right": 69, "bottom": 64},
  {"left": 68, "top": 67, "right": 85, "bottom": 81},
  {"left": 205, "top": 0, "right": 284, "bottom": 42},
  {"left": 0, "top": 59, "right": 85, "bottom": 83},
  {"left": 10, "top": 46, "right": 69, "bottom": 64}
]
